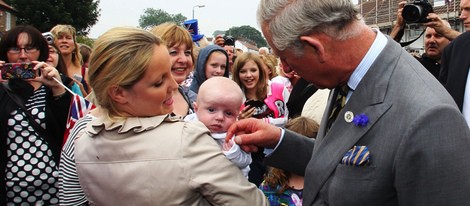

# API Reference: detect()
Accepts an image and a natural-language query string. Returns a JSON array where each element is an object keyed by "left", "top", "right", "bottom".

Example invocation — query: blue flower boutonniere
[{"left": 352, "top": 114, "right": 369, "bottom": 127}]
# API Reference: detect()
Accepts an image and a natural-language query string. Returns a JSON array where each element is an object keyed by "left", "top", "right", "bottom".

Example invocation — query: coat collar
[{"left": 86, "top": 113, "right": 179, "bottom": 137}]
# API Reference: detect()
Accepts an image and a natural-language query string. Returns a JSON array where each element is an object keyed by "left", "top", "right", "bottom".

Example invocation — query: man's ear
[
  {"left": 300, "top": 35, "right": 326, "bottom": 63},
  {"left": 107, "top": 85, "right": 128, "bottom": 104}
]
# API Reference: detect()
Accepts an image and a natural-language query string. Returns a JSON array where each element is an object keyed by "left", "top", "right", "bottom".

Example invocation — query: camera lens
[
  {"left": 403, "top": 5, "right": 424, "bottom": 23},
  {"left": 224, "top": 36, "right": 235, "bottom": 46},
  {"left": 46, "top": 37, "right": 53, "bottom": 44},
  {"left": 42, "top": 32, "right": 54, "bottom": 45}
]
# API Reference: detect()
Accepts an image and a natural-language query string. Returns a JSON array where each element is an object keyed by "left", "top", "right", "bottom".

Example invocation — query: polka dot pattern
[{"left": 5, "top": 86, "right": 59, "bottom": 205}]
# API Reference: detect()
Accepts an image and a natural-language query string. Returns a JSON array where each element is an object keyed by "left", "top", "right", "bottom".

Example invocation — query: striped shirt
[{"left": 58, "top": 115, "right": 94, "bottom": 205}]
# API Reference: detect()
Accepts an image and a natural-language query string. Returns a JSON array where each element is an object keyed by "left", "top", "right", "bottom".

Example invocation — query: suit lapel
[{"left": 303, "top": 38, "right": 398, "bottom": 205}]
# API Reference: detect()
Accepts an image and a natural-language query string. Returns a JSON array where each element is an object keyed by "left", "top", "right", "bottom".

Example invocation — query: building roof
[{"left": 238, "top": 40, "right": 258, "bottom": 51}]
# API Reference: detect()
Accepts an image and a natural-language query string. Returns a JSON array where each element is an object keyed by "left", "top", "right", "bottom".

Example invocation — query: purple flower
[{"left": 353, "top": 114, "right": 369, "bottom": 127}]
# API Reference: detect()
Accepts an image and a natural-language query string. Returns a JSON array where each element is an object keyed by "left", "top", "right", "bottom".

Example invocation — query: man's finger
[
  {"left": 226, "top": 120, "right": 248, "bottom": 142},
  {"left": 239, "top": 144, "right": 259, "bottom": 153}
]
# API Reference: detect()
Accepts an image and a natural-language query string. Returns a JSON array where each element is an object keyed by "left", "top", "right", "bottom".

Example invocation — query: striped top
[{"left": 58, "top": 115, "right": 94, "bottom": 205}]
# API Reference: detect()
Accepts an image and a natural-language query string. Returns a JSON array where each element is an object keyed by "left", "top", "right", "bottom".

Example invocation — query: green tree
[
  {"left": 138, "top": 8, "right": 187, "bottom": 29},
  {"left": 5, "top": 0, "right": 100, "bottom": 35},
  {"left": 212, "top": 30, "right": 225, "bottom": 37},
  {"left": 77, "top": 35, "right": 95, "bottom": 48},
  {"left": 225, "top": 25, "right": 267, "bottom": 48}
]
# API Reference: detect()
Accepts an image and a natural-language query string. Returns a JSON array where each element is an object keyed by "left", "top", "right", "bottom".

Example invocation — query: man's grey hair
[
  {"left": 257, "top": 0, "right": 362, "bottom": 52},
  {"left": 259, "top": 47, "right": 269, "bottom": 54}
]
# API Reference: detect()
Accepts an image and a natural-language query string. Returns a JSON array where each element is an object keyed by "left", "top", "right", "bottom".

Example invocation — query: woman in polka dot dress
[{"left": 0, "top": 26, "right": 72, "bottom": 205}]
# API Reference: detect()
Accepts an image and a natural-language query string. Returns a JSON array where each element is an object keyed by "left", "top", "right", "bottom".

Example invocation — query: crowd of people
[{"left": 0, "top": 0, "right": 470, "bottom": 205}]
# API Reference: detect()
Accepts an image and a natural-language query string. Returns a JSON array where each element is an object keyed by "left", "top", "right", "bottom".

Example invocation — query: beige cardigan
[{"left": 74, "top": 114, "right": 268, "bottom": 205}]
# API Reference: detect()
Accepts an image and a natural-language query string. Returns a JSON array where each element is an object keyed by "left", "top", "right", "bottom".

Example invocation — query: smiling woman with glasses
[{"left": 0, "top": 25, "right": 72, "bottom": 205}]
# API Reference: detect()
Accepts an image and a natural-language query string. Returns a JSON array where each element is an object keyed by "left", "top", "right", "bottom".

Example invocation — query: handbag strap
[{"left": 2, "top": 82, "right": 48, "bottom": 137}]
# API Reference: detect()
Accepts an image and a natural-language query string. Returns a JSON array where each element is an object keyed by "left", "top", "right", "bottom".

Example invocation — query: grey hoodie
[{"left": 189, "top": 45, "right": 230, "bottom": 94}]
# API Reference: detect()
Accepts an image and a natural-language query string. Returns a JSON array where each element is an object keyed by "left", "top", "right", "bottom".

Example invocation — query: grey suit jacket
[{"left": 266, "top": 37, "right": 470, "bottom": 205}]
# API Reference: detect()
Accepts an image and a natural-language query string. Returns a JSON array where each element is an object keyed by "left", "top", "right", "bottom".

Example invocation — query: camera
[
  {"left": 42, "top": 32, "right": 54, "bottom": 45},
  {"left": 1, "top": 63, "right": 37, "bottom": 80},
  {"left": 244, "top": 99, "right": 263, "bottom": 108},
  {"left": 223, "top": 36, "right": 235, "bottom": 46},
  {"left": 402, "top": 0, "right": 433, "bottom": 23}
]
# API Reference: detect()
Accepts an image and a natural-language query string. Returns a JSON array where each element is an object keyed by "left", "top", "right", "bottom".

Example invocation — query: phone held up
[
  {"left": 244, "top": 99, "right": 263, "bottom": 108},
  {"left": 73, "top": 74, "right": 83, "bottom": 82},
  {"left": 1, "top": 63, "right": 37, "bottom": 80}
]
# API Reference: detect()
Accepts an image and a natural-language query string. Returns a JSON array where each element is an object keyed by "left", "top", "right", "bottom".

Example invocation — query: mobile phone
[
  {"left": 244, "top": 99, "right": 262, "bottom": 108},
  {"left": 1, "top": 63, "right": 37, "bottom": 80},
  {"left": 73, "top": 74, "right": 83, "bottom": 82}
]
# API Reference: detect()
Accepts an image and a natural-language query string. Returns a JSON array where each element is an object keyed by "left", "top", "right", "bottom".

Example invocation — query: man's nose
[{"left": 460, "top": 10, "right": 467, "bottom": 20}]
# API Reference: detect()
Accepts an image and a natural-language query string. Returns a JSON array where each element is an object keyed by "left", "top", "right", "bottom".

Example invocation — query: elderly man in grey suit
[{"left": 227, "top": 0, "right": 470, "bottom": 205}]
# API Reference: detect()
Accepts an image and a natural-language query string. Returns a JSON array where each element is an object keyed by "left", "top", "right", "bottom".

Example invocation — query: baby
[{"left": 184, "top": 77, "right": 251, "bottom": 177}]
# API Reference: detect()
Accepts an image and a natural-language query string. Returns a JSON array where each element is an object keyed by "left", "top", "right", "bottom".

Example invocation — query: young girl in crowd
[
  {"left": 259, "top": 116, "right": 319, "bottom": 206},
  {"left": 189, "top": 44, "right": 229, "bottom": 94},
  {"left": 232, "top": 52, "right": 290, "bottom": 187},
  {"left": 234, "top": 52, "right": 289, "bottom": 127},
  {"left": 185, "top": 77, "right": 251, "bottom": 177}
]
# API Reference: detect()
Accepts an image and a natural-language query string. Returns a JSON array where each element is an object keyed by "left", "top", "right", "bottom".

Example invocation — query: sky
[{"left": 88, "top": 0, "right": 261, "bottom": 39}]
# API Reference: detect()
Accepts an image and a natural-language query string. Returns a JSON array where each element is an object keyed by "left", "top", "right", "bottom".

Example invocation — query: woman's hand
[
  {"left": 30, "top": 61, "right": 66, "bottom": 96},
  {"left": 239, "top": 105, "right": 255, "bottom": 120},
  {"left": 71, "top": 78, "right": 89, "bottom": 96}
]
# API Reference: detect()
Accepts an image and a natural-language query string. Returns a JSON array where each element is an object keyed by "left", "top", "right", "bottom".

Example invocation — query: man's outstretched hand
[{"left": 226, "top": 118, "right": 282, "bottom": 153}]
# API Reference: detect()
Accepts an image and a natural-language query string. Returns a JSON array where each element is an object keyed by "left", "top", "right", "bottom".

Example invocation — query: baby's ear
[{"left": 193, "top": 102, "right": 198, "bottom": 112}]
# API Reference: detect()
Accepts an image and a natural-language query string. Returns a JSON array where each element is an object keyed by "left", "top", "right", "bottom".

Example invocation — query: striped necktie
[{"left": 326, "top": 84, "right": 349, "bottom": 132}]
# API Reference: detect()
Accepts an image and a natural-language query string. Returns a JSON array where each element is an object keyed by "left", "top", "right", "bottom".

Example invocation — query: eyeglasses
[
  {"left": 7, "top": 46, "right": 39, "bottom": 54},
  {"left": 49, "top": 49, "right": 59, "bottom": 55}
]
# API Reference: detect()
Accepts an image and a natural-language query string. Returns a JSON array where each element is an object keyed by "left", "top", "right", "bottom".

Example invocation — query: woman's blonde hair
[
  {"left": 263, "top": 116, "right": 319, "bottom": 194},
  {"left": 232, "top": 52, "right": 268, "bottom": 100},
  {"left": 260, "top": 54, "right": 278, "bottom": 80},
  {"left": 50, "top": 24, "right": 82, "bottom": 67},
  {"left": 150, "top": 22, "right": 195, "bottom": 63},
  {"left": 88, "top": 27, "right": 164, "bottom": 117}
]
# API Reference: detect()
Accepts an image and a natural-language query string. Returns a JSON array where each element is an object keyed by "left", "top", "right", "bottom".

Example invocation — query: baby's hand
[{"left": 222, "top": 139, "right": 234, "bottom": 151}]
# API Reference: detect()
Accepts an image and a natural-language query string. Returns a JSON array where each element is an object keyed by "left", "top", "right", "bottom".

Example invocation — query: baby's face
[{"left": 196, "top": 98, "right": 240, "bottom": 133}]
